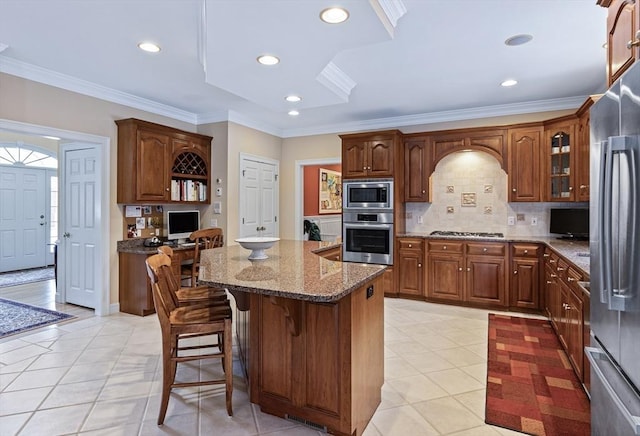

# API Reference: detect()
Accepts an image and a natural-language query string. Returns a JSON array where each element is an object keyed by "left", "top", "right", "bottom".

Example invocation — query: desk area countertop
[{"left": 198, "top": 240, "right": 385, "bottom": 303}]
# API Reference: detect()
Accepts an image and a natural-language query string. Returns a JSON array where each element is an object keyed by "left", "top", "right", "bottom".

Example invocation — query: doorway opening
[
  {"left": 0, "top": 142, "right": 58, "bottom": 273},
  {"left": 294, "top": 157, "right": 341, "bottom": 241},
  {"left": 0, "top": 119, "right": 111, "bottom": 316}
]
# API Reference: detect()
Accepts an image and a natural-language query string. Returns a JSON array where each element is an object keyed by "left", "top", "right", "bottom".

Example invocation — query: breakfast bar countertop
[{"left": 197, "top": 239, "right": 385, "bottom": 303}]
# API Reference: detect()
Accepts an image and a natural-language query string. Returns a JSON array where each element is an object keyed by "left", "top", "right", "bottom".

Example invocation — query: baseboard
[{"left": 109, "top": 303, "right": 120, "bottom": 314}]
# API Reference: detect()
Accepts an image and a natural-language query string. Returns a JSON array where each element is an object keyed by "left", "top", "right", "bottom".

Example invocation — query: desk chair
[{"left": 145, "top": 253, "right": 233, "bottom": 424}]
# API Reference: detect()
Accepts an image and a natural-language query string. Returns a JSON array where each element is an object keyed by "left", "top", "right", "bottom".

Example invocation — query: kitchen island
[{"left": 198, "top": 240, "right": 386, "bottom": 436}]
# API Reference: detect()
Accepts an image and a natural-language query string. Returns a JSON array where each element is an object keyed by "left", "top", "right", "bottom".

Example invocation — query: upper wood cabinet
[
  {"left": 599, "top": 0, "right": 640, "bottom": 86},
  {"left": 508, "top": 127, "right": 542, "bottom": 202},
  {"left": 116, "top": 118, "right": 212, "bottom": 204},
  {"left": 404, "top": 135, "right": 430, "bottom": 202},
  {"left": 575, "top": 96, "right": 600, "bottom": 202},
  {"left": 543, "top": 118, "right": 578, "bottom": 201},
  {"left": 431, "top": 129, "right": 507, "bottom": 171},
  {"left": 340, "top": 130, "right": 401, "bottom": 179}
]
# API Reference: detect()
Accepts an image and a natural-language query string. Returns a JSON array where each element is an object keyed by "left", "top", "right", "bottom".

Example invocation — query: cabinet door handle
[
  {"left": 483, "top": 248, "right": 487, "bottom": 252},
  {"left": 546, "top": 280, "right": 554, "bottom": 284},
  {"left": 569, "top": 186, "right": 573, "bottom": 191},
  {"left": 166, "top": 187, "right": 170, "bottom": 191},
  {"left": 466, "top": 267, "right": 471, "bottom": 272},
  {"left": 418, "top": 263, "right": 422, "bottom": 268},
  {"left": 408, "top": 244, "right": 412, "bottom": 248},
  {"left": 458, "top": 267, "right": 463, "bottom": 271},
  {"left": 550, "top": 274, "right": 557, "bottom": 278},
  {"left": 543, "top": 253, "right": 550, "bottom": 258},
  {"left": 580, "top": 184, "right": 588, "bottom": 189},
  {"left": 422, "top": 190, "right": 426, "bottom": 194},
  {"left": 524, "top": 249, "right": 529, "bottom": 254},
  {"left": 512, "top": 188, "right": 517, "bottom": 192},
  {"left": 549, "top": 259, "right": 556, "bottom": 264},
  {"left": 627, "top": 30, "right": 640, "bottom": 49},
  {"left": 514, "top": 270, "right": 518, "bottom": 275},
  {"left": 443, "top": 246, "right": 447, "bottom": 250},
  {"left": 568, "top": 277, "right": 576, "bottom": 282},
  {"left": 557, "top": 267, "right": 565, "bottom": 271}
]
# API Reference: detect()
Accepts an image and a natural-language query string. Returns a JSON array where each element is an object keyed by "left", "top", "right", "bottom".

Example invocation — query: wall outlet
[
  {"left": 417, "top": 215, "right": 423, "bottom": 224},
  {"left": 210, "top": 218, "right": 218, "bottom": 227},
  {"left": 531, "top": 216, "right": 538, "bottom": 226},
  {"left": 507, "top": 216, "right": 515, "bottom": 226},
  {"left": 213, "top": 201, "right": 222, "bottom": 214},
  {"left": 406, "top": 212, "right": 413, "bottom": 219},
  {"left": 215, "top": 187, "right": 223, "bottom": 197},
  {"left": 517, "top": 214, "right": 525, "bottom": 221}
]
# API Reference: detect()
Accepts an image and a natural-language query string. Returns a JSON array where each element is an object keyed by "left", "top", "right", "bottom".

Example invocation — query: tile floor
[{"left": 0, "top": 291, "right": 537, "bottom": 436}]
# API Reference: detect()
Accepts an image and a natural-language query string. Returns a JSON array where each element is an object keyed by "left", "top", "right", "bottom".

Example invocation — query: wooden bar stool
[
  {"left": 146, "top": 253, "right": 233, "bottom": 425},
  {"left": 157, "top": 245, "right": 228, "bottom": 306}
]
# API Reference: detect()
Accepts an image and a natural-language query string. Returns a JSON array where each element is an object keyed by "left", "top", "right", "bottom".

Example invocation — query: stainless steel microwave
[{"left": 343, "top": 180, "right": 393, "bottom": 210}]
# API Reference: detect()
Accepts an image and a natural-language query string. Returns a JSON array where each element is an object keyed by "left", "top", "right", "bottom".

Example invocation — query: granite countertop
[
  {"left": 117, "top": 239, "right": 202, "bottom": 254},
  {"left": 398, "top": 232, "right": 590, "bottom": 278},
  {"left": 198, "top": 240, "right": 385, "bottom": 303}
]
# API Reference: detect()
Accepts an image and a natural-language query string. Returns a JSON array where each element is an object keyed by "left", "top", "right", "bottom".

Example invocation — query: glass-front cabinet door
[{"left": 546, "top": 121, "right": 576, "bottom": 201}]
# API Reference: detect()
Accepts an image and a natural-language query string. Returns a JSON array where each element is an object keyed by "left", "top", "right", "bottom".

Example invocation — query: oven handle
[{"left": 343, "top": 222, "right": 393, "bottom": 229}]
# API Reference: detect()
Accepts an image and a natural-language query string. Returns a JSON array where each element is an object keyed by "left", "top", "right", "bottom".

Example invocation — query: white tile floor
[{"left": 0, "top": 297, "right": 535, "bottom": 436}]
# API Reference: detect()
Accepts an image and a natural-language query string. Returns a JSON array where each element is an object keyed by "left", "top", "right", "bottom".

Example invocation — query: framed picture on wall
[{"left": 319, "top": 168, "right": 342, "bottom": 214}]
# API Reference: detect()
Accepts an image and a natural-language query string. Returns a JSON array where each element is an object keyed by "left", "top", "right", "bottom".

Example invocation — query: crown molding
[
  {"left": 0, "top": 56, "right": 198, "bottom": 124},
  {"left": 316, "top": 61, "right": 356, "bottom": 102},
  {"left": 225, "top": 110, "right": 284, "bottom": 138},
  {"left": 370, "top": 0, "right": 407, "bottom": 37},
  {"left": 0, "top": 43, "right": 8, "bottom": 53},
  {"left": 280, "top": 96, "right": 587, "bottom": 138}
]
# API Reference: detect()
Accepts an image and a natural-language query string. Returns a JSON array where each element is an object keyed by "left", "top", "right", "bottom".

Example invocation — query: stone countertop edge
[
  {"left": 398, "top": 233, "right": 590, "bottom": 278},
  {"left": 207, "top": 267, "right": 386, "bottom": 303}
]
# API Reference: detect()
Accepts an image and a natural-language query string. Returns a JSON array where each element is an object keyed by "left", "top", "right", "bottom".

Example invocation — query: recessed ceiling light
[
  {"left": 320, "top": 7, "right": 349, "bottom": 24},
  {"left": 501, "top": 79, "right": 518, "bottom": 87},
  {"left": 504, "top": 34, "right": 533, "bottom": 47},
  {"left": 257, "top": 54, "right": 280, "bottom": 66},
  {"left": 285, "top": 95, "right": 302, "bottom": 103},
  {"left": 288, "top": 110, "right": 300, "bottom": 116},
  {"left": 138, "top": 42, "right": 161, "bottom": 53}
]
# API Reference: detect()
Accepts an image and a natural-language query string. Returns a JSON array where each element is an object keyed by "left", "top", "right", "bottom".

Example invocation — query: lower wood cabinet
[
  {"left": 427, "top": 240, "right": 507, "bottom": 308},
  {"left": 543, "top": 246, "right": 589, "bottom": 385},
  {"left": 397, "top": 238, "right": 424, "bottom": 297},
  {"left": 510, "top": 243, "right": 542, "bottom": 310},
  {"left": 316, "top": 246, "right": 341, "bottom": 261}
]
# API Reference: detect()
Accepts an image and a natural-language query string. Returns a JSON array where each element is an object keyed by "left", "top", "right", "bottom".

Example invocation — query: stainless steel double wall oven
[{"left": 342, "top": 180, "right": 394, "bottom": 265}]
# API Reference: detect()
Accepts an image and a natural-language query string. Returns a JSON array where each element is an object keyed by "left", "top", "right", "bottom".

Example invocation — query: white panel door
[
  {"left": 63, "top": 148, "right": 98, "bottom": 308},
  {"left": 259, "top": 164, "right": 276, "bottom": 236},
  {"left": 239, "top": 156, "right": 278, "bottom": 238},
  {"left": 0, "top": 166, "right": 46, "bottom": 272}
]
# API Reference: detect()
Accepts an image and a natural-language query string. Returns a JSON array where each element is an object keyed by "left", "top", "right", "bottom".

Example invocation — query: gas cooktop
[{"left": 430, "top": 231, "right": 505, "bottom": 238}]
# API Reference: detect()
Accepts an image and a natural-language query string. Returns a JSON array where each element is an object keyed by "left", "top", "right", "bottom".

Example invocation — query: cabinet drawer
[
  {"left": 512, "top": 244, "right": 541, "bottom": 258},
  {"left": 466, "top": 243, "right": 505, "bottom": 256},
  {"left": 556, "top": 258, "right": 569, "bottom": 279},
  {"left": 567, "top": 266, "right": 583, "bottom": 284},
  {"left": 428, "top": 241, "right": 464, "bottom": 253},
  {"left": 398, "top": 238, "right": 423, "bottom": 250}
]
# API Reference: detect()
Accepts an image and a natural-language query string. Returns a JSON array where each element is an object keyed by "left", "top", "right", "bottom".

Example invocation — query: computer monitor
[{"left": 166, "top": 210, "right": 200, "bottom": 243}]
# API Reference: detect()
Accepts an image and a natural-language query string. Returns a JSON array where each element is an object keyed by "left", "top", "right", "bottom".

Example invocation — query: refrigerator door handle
[
  {"left": 586, "top": 347, "right": 640, "bottom": 435},
  {"left": 601, "top": 135, "right": 640, "bottom": 312}
]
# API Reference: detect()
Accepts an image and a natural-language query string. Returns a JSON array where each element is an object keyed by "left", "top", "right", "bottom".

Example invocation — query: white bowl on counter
[{"left": 235, "top": 237, "right": 280, "bottom": 260}]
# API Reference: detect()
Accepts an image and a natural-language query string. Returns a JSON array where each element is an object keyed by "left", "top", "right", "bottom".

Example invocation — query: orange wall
[{"left": 304, "top": 164, "right": 342, "bottom": 216}]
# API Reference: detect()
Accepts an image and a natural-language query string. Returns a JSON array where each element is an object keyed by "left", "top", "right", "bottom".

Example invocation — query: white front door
[
  {"left": 239, "top": 155, "right": 278, "bottom": 237},
  {"left": 63, "top": 147, "right": 99, "bottom": 309},
  {"left": 0, "top": 166, "right": 47, "bottom": 272}
]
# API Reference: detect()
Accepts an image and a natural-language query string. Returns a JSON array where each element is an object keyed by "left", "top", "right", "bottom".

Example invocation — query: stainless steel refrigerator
[{"left": 588, "top": 60, "right": 640, "bottom": 435}]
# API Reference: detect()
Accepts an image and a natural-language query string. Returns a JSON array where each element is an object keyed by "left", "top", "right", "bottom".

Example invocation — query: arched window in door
[{"left": 0, "top": 141, "right": 59, "bottom": 258}]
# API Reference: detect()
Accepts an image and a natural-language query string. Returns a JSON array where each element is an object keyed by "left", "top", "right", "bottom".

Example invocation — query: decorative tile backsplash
[{"left": 405, "top": 150, "right": 585, "bottom": 236}]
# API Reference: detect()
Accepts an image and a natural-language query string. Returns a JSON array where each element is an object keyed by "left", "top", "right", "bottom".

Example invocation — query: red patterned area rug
[{"left": 485, "top": 314, "right": 590, "bottom": 436}]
